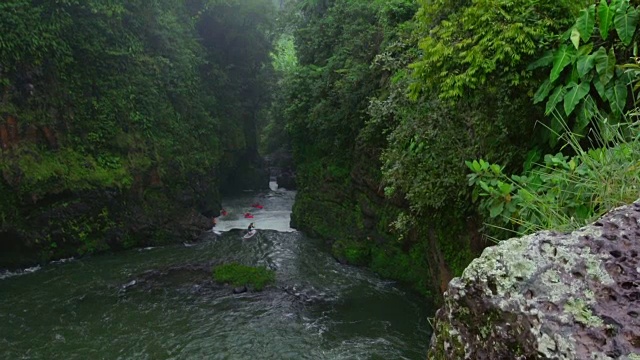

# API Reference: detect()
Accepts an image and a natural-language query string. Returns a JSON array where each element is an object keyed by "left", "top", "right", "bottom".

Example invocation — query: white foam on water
[
  {"left": 213, "top": 182, "right": 297, "bottom": 233},
  {"left": 0, "top": 265, "right": 41, "bottom": 280}
]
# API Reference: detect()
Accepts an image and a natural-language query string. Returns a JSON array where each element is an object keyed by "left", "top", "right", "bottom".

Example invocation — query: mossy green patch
[
  {"left": 332, "top": 239, "right": 370, "bottom": 266},
  {"left": 564, "top": 297, "right": 604, "bottom": 328},
  {"left": 433, "top": 216, "right": 475, "bottom": 277},
  {"left": 427, "top": 319, "right": 465, "bottom": 359},
  {"left": 212, "top": 263, "right": 275, "bottom": 291},
  {"left": 3, "top": 146, "right": 132, "bottom": 198}
]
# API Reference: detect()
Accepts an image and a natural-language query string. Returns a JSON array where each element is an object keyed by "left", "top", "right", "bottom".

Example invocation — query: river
[{"left": 0, "top": 183, "right": 432, "bottom": 359}]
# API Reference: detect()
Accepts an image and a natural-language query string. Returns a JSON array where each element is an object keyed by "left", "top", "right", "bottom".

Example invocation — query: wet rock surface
[
  {"left": 276, "top": 171, "right": 296, "bottom": 190},
  {"left": 265, "top": 149, "right": 296, "bottom": 190},
  {"left": 428, "top": 201, "right": 640, "bottom": 359},
  {"left": 117, "top": 263, "right": 337, "bottom": 304},
  {"left": 282, "top": 283, "right": 334, "bottom": 305},
  {"left": 117, "top": 262, "right": 224, "bottom": 296}
]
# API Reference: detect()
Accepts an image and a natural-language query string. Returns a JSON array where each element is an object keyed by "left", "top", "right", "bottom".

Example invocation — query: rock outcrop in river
[{"left": 428, "top": 201, "right": 640, "bottom": 359}]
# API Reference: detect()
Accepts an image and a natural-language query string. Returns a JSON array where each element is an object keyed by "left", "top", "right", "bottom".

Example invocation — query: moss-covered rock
[
  {"left": 0, "top": 137, "right": 219, "bottom": 268},
  {"left": 212, "top": 263, "right": 275, "bottom": 291},
  {"left": 428, "top": 201, "right": 640, "bottom": 359}
]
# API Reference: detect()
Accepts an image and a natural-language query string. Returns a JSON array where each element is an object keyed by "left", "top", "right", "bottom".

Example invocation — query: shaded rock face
[
  {"left": 429, "top": 201, "right": 640, "bottom": 359},
  {"left": 276, "top": 171, "right": 296, "bottom": 190},
  {"left": 265, "top": 149, "right": 296, "bottom": 190},
  {"left": 220, "top": 153, "right": 270, "bottom": 194}
]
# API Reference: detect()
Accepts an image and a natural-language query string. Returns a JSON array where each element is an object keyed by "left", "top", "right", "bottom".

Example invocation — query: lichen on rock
[{"left": 428, "top": 201, "right": 640, "bottom": 359}]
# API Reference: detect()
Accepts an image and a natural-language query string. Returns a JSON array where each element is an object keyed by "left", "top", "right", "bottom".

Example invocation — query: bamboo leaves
[{"left": 410, "top": 0, "right": 578, "bottom": 100}]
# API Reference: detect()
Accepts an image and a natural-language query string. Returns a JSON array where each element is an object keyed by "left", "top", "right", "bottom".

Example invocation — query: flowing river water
[{"left": 0, "top": 183, "right": 432, "bottom": 359}]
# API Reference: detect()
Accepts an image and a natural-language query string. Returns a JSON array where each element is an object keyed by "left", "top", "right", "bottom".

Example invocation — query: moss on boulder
[
  {"left": 212, "top": 263, "right": 275, "bottom": 291},
  {"left": 428, "top": 201, "right": 640, "bottom": 359}
]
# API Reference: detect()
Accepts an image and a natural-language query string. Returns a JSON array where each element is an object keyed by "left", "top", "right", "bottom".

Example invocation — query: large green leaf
[
  {"left": 550, "top": 45, "right": 576, "bottom": 83},
  {"left": 605, "top": 79, "right": 628, "bottom": 116},
  {"left": 593, "top": 75, "right": 607, "bottom": 99},
  {"left": 610, "top": 0, "right": 623, "bottom": 14},
  {"left": 577, "top": 43, "right": 594, "bottom": 57},
  {"left": 545, "top": 85, "right": 567, "bottom": 115},
  {"left": 489, "top": 200, "right": 504, "bottom": 218},
  {"left": 528, "top": 50, "right": 554, "bottom": 70},
  {"left": 568, "top": 65, "right": 580, "bottom": 84},
  {"left": 576, "top": 53, "right": 595, "bottom": 78},
  {"left": 570, "top": 28, "right": 581, "bottom": 50},
  {"left": 614, "top": 2, "right": 639, "bottom": 46},
  {"left": 563, "top": 82, "right": 590, "bottom": 115},
  {"left": 617, "top": 67, "right": 636, "bottom": 85},
  {"left": 594, "top": 47, "right": 615, "bottom": 86},
  {"left": 574, "top": 98, "right": 595, "bottom": 134},
  {"left": 576, "top": 5, "right": 596, "bottom": 41},
  {"left": 598, "top": 0, "right": 614, "bottom": 39},
  {"left": 533, "top": 78, "right": 554, "bottom": 104}
]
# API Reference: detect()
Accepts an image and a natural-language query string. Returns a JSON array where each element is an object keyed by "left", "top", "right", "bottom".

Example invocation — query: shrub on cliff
[
  {"left": 382, "top": 0, "right": 580, "bottom": 218},
  {"left": 468, "top": 116, "right": 640, "bottom": 238},
  {"left": 467, "top": 0, "right": 640, "bottom": 239}
]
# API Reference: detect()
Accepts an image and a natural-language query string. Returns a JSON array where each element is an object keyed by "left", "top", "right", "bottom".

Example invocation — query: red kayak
[{"left": 244, "top": 212, "right": 254, "bottom": 219}]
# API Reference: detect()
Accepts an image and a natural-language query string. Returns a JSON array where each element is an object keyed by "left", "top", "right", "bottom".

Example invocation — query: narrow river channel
[{"left": 0, "top": 184, "right": 432, "bottom": 359}]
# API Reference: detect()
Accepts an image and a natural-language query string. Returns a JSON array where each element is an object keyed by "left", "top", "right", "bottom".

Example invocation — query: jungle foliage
[
  {"left": 0, "top": 0, "right": 275, "bottom": 261},
  {"left": 383, "top": 0, "right": 580, "bottom": 216},
  {"left": 272, "top": 0, "right": 624, "bottom": 296},
  {"left": 4, "top": 0, "right": 636, "bottom": 299},
  {"left": 531, "top": 0, "right": 640, "bottom": 145},
  {"left": 468, "top": 0, "right": 640, "bottom": 238}
]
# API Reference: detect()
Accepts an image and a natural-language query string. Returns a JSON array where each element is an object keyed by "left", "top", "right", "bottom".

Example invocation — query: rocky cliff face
[
  {"left": 264, "top": 148, "right": 296, "bottom": 190},
  {"left": 289, "top": 145, "right": 484, "bottom": 296},
  {"left": 428, "top": 201, "right": 640, "bottom": 359},
  {"left": 0, "top": 113, "right": 253, "bottom": 268}
]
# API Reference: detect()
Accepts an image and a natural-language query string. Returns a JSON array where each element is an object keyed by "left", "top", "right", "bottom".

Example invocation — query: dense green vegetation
[
  {"left": 0, "top": 0, "right": 275, "bottom": 266},
  {"left": 267, "top": 0, "right": 640, "bottom": 298},
  {"left": 468, "top": 0, "right": 640, "bottom": 238},
  {"left": 212, "top": 262, "right": 275, "bottom": 291},
  {"left": 4, "top": 0, "right": 640, "bottom": 309}
]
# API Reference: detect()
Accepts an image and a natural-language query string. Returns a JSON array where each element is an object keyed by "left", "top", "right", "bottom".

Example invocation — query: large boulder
[
  {"left": 428, "top": 202, "right": 640, "bottom": 359},
  {"left": 276, "top": 171, "right": 296, "bottom": 190}
]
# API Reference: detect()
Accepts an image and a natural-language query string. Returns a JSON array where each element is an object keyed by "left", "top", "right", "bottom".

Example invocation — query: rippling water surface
[{"left": 0, "top": 185, "right": 432, "bottom": 359}]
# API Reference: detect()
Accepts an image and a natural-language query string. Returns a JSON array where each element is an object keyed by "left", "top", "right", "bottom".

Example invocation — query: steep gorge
[
  {"left": 0, "top": 0, "right": 272, "bottom": 267},
  {"left": 280, "top": 0, "right": 578, "bottom": 297}
]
